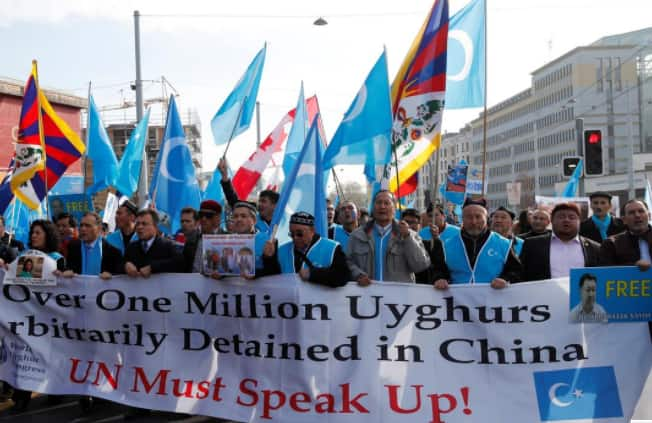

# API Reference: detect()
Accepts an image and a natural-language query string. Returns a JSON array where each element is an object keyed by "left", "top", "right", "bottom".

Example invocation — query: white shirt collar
[{"left": 551, "top": 231, "right": 580, "bottom": 243}]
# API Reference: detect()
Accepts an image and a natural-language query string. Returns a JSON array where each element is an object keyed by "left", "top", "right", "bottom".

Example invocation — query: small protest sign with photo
[
  {"left": 3, "top": 250, "right": 57, "bottom": 286},
  {"left": 201, "top": 234, "right": 255, "bottom": 277}
]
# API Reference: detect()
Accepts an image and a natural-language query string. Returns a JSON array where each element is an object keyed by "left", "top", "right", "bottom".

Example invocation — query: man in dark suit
[
  {"left": 125, "top": 209, "right": 184, "bottom": 277},
  {"left": 579, "top": 191, "right": 626, "bottom": 243},
  {"left": 63, "top": 212, "right": 124, "bottom": 279},
  {"left": 600, "top": 199, "right": 652, "bottom": 271},
  {"left": 520, "top": 203, "right": 601, "bottom": 282}
]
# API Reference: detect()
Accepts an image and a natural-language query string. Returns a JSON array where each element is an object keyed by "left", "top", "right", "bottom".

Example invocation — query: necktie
[{"left": 142, "top": 240, "right": 149, "bottom": 253}]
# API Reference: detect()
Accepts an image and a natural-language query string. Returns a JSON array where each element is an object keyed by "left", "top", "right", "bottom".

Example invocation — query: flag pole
[
  {"left": 32, "top": 60, "right": 49, "bottom": 218},
  {"left": 313, "top": 94, "right": 344, "bottom": 201},
  {"left": 84, "top": 82, "right": 91, "bottom": 194},
  {"left": 480, "top": 0, "right": 488, "bottom": 197},
  {"left": 221, "top": 96, "right": 248, "bottom": 160},
  {"left": 382, "top": 44, "right": 402, "bottom": 203}
]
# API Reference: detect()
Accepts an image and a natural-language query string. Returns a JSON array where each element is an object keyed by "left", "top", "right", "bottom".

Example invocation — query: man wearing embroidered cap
[
  {"left": 106, "top": 200, "right": 139, "bottom": 256},
  {"left": 432, "top": 197, "right": 521, "bottom": 289},
  {"left": 580, "top": 191, "right": 626, "bottom": 243},
  {"left": 347, "top": 190, "right": 430, "bottom": 285},
  {"left": 262, "top": 211, "right": 350, "bottom": 287},
  {"left": 490, "top": 206, "right": 524, "bottom": 256}
]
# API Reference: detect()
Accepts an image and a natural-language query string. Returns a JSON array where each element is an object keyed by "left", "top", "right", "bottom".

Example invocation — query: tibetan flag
[
  {"left": 387, "top": 0, "right": 449, "bottom": 197},
  {"left": 12, "top": 62, "right": 85, "bottom": 210}
]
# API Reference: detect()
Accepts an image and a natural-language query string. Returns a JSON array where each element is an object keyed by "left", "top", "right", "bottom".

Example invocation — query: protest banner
[
  {"left": 570, "top": 266, "right": 652, "bottom": 323},
  {"left": 0, "top": 275, "right": 649, "bottom": 422},
  {"left": 2, "top": 250, "right": 57, "bottom": 286},
  {"left": 201, "top": 234, "right": 255, "bottom": 277}
]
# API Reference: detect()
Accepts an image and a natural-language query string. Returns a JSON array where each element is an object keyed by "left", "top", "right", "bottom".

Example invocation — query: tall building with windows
[{"left": 457, "top": 27, "right": 652, "bottom": 210}]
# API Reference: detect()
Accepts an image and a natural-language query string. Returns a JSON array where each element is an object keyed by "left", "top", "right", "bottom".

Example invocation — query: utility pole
[{"left": 134, "top": 10, "right": 148, "bottom": 208}]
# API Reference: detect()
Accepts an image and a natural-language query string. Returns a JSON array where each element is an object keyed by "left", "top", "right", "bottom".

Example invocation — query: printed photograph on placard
[
  {"left": 2, "top": 250, "right": 57, "bottom": 286},
  {"left": 201, "top": 234, "right": 255, "bottom": 277},
  {"left": 569, "top": 266, "right": 652, "bottom": 323}
]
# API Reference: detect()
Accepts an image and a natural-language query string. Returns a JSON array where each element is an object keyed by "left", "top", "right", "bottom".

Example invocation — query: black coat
[
  {"left": 579, "top": 215, "right": 626, "bottom": 244},
  {"left": 599, "top": 228, "right": 652, "bottom": 266},
  {"left": 65, "top": 239, "right": 124, "bottom": 275},
  {"left": 519, "top": 233, "right": 601, "bottom": 282},
  {"left": 124, "top": 236, "right": 185, "bottom": 273}
]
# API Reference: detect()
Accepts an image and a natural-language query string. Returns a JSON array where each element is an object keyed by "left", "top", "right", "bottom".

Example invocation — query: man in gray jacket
[{"left": 346, "top": 190, "right": 430, "bottom": 284}]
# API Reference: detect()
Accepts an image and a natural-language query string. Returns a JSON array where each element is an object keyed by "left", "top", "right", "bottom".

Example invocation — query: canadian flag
[{"left": 232, "top": 96, "right": 320, "bottom": 199}]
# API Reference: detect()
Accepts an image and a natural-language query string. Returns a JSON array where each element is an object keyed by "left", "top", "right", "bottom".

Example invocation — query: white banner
[{"left": 0, "top": 275, "right": 649, "bottom": 422}]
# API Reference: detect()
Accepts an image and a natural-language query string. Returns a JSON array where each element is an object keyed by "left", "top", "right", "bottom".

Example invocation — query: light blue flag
[
  {"left": 445, "top": 0, "right": 485, "bottom": 109},
  {"left": 114, "top": 109, "right": 151, "bottom": 197},
  {"left": 150, "top": 96, "right": 202, "bottom": 234},
  {"left": 3, "top": 198, "right": 44, "bottom": 246},
  {"left": 561, "top": 159, "right": 583, "bottom": 197},
  {"left": 86, "top": 94, "right": 119, "bottom": 194},
  {"left": 323, "top": 52, "right": 393, "bottom": 173},
  {"left": 271, "top": 115, "right": 327, "bottom": 245},
  {"left": 281, "top": 83, "right": 308, "bottom": 181},
  {"left": 211, "top": 44, "right": 266, "bottom": 146}
]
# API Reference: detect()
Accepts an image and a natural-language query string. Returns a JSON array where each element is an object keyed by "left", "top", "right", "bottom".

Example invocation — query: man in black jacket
[
  {"left": 125, "top": 210, "right": 184, "bottom": 277},
  {"left": 580, "top": 191, "right": 626, "bottom": 243},
  {"left": 520, "top": 203, "right": 601, "bottom": 282},
  {"left": 63, "top": 212, "right": 124, "bottom": 279},
  {"left": 600, "top": 199, "right": 652, "bottom": 271}
]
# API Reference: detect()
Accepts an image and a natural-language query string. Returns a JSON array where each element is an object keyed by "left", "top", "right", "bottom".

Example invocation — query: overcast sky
[{"left": 1, "top": 0, "right": 650, "bottom": 187}]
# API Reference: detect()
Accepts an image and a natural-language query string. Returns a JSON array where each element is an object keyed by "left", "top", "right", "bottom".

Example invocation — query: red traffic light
[{"left": 588, "top": 132, "right": 601, "bottom": 144}]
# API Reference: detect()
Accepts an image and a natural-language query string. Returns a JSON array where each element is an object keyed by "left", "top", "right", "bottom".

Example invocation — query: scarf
[{"left": 591, "top": 214, "right": 611, "bottom": 240}]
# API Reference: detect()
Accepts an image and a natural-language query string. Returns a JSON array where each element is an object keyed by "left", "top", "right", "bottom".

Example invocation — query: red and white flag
[{"left": 232, "top": 96, "right": 320, "bottom": 199}]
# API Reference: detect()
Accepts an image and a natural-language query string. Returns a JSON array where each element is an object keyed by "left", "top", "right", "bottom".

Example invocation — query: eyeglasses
[
  {"left": 199, "top": 212, "right": 217, "bottom": 219},
  {"left": 288, "top": 230, "right": 305, "bottom": 238}
]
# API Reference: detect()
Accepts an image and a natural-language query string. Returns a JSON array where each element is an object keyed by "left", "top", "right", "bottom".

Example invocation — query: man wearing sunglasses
[
  {"left": 183, "top": 200, "right": 225, "bottom": 273},
  {"left": 262, "top": 211, "right": 350, "bottom": 287}
]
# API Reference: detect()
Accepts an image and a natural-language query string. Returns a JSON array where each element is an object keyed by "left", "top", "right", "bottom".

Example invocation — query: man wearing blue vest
[
  {"left": 419, "top": 203, "right": 461, "bottom": 244},
  {"left": 432, "top": 198, "right": 521, "bottom": 289},
  {"left": 105, "top": 200, "right": 139, "bottom": 255},
  {"left": 490, "top": 206, "right": 524, "bottom": 256},
  {"left": 262, "top": 212, "right": 350, "bottom": 287},
  {"left": 347, "top": 190, "right": 430, "bottom": 285},
  {"left": 328, "top": 200, "right": 358, "bottom": 251}
]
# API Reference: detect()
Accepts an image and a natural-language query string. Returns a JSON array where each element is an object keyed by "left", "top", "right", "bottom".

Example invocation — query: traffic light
[
  {"left": 562, "top": 157, "right": 582, "bottom": 177},
  {"left": 583, "top": 129, "right": 603, "bottom": 175}
]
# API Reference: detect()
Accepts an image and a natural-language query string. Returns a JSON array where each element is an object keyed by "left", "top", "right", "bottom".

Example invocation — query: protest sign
[
  {"left": 201, "top": 234, "right": 255, "bottom": 277},
  {"left": 48, "top": 193, "right": 94, "bottom": 222},
  {"left": 2, "top": 250, "right": 57, "bottom": 286},
  {"left": 570, "top": 266, "right": 652, "bottom": 323},
  {"left": 0, "top": 276, "right": 649, "bottom": 422}
]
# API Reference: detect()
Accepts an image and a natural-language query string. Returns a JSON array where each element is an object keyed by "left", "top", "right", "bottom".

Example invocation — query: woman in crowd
[{"left": 9, "top": 220, "right": 64, "bottom": 413}]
